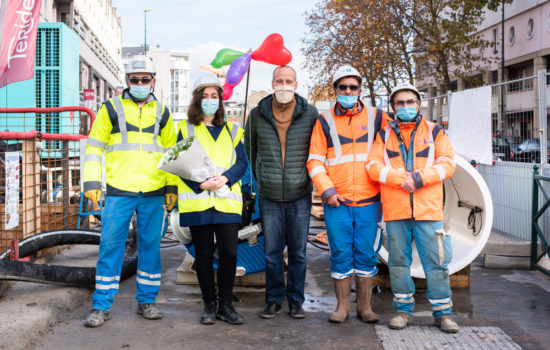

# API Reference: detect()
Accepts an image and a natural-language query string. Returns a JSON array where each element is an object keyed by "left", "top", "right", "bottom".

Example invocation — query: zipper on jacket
[
  {"left": 268, "top": 112, "right": 286, "bottom": 201},
  {"left": 138, "top": 106, "right": 143, "bottom": 192}
]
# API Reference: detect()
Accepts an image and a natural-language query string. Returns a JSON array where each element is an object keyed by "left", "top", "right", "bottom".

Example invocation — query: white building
[
  {"left": 40, "top": 0, "right": 125, "bottom": 110},
  {"left": 122, "top": 46, "right": 191, "bottom": 123}
]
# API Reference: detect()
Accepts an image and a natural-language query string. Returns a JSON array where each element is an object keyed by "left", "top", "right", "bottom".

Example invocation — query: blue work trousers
[
  {"left": 92, "top": 194, "right": 166, "bottom": 311},
  {"left": 259, "top": 194, "right": 311, "bottom": 305},
  {"left": 386, "top": 219, "right": 453, "bottom": 318},
  {"left": 324, "top": 202, "right": 382, "bottom": 279}
]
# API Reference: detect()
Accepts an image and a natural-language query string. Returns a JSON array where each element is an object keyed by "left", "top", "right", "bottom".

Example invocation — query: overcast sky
[{"left": 111, "top": 0, "right": 318, "bottom": 102}]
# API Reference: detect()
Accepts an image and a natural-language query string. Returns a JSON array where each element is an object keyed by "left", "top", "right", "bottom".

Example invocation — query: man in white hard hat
[
  {"left": 245, "top": 65, "right": 318, "bottom": 319},
  {"left": 367, "top": 82, "right": 458, "bottom": 333},
  {"left": 308, "top": 65, "right": 389, "bottom": 323},
  {"left": 83, "top": 55, "right": 178, "bottom": 327}
]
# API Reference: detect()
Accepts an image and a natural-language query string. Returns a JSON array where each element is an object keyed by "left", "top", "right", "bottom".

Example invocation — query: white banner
[
  {"left": 448, "top": 86, "right": 492, "bottom": 165},
  {"left": 5, "top": 151, "right": 20, "bottom": 229}
]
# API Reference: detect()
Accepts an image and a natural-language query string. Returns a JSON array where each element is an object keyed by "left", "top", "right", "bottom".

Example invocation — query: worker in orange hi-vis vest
[
  {"left": 307, "top": 65, "right": 389, "bottom": 324},
  {"left": 366, "top": 83, "right": 458, "bottom": 334}
]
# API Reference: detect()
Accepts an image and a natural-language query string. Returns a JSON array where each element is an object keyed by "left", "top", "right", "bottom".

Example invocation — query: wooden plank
[
  {"left": 22, "top": 140, "right": 41, "bottom": 237},
  {"left": 375, "top": 264, "right": 470, "bottom": 289},
  {"left": 310, "top": 205, "right": 324, "bottom": 219}
]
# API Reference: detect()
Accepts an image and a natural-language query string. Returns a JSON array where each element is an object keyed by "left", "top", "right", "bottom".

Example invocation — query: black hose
[{"left": 0, "top": 229, "right": 137, "bottom": 286}]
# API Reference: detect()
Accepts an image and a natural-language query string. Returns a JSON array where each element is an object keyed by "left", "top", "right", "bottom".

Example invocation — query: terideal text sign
[
  {"left": 83, "top": 89, "right": 95, "bottom": 101},
  {"left": 0, "top": 0, "right": 42, "bottom": 89}
]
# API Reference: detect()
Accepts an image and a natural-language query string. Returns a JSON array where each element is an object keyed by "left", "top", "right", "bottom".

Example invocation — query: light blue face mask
[
  {"left": 129, "top": 85, "right": 151, "bottom": 100},
  {"left": 201, "top": 99, "right": 219, "bottom": 116},
  {"left": 396, "top": 106, "right": 418, "bottom": 122},
  {"left": 337, "top": 95, "right": 358, "bottom": 109}
]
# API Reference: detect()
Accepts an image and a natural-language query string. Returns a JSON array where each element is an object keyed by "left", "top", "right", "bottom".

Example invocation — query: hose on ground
[{"left": 0, "top": 229, "right": 137, "bottom": 286}]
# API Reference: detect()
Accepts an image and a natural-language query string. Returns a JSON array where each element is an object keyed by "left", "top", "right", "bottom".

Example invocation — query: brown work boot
[
  {"left": 356, "top": 276, "right": 379, "bottom": 323},
  {"left": 389, "top": 312, "right": 411, "bottom": 330},
  {"left": 329, "top": 277, "right": 351, "bottom": 323}
]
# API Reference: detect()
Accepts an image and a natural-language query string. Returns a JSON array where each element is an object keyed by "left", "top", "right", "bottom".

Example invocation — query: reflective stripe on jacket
[
  {"left": 366, "top": 115, "right": 455, "bottom": 221},
  {"left": 176, "top": 120, "right": 244, "bottom": 215},
  {"left": 307, "top": 103, "right": 388, "bottom": 206},
  {"left": 83, "top": 92, "right": 177, "bottom": 196}
]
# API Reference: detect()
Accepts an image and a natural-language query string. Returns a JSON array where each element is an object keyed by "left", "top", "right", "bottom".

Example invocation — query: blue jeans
[
  {"left": 93, "top": 194, "right": 166, "bottom": 311},
  {"left": 259, "top": 194, "right": 311, "bottom": 305},
  {"left": 386, "top": 219, "right": 453, "bottom": 319},
  {"left": 324, "top": 202, "right": 382, "bottom": 279}
]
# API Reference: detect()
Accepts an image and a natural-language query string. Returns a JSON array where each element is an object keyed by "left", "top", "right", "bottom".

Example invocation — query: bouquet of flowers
[{"left": 158, "top": 136, "right": 216, "bottom": 182}]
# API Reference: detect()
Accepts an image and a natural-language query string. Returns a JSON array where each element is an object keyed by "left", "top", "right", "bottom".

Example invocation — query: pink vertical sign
[{"left": 0, "top": 0, "right": 42, "bottom": 89}]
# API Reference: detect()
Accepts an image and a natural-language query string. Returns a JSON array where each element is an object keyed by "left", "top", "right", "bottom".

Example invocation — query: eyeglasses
[
  {"left": 128, "top": 77, "right": 152, "bottom": 85},
  {"left": 394, "top": 99, "right": 418, "bottom": 107},
  {"left": 337, "top": 84, "right": 360, "bottom": 92}
]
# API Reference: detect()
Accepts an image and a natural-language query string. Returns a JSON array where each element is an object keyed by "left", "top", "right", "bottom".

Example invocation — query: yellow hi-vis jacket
[
  {"left": 83, "top": 92, "right": 178, "bottom": 196},
  {"left": 176, "top": 120, "right": 244, "bottom": 215},
  {"left": 366, "top": 116, "right": 455, "bottom": 221}
]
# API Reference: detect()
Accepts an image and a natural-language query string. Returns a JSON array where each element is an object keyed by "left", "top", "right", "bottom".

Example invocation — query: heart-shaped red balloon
[{"left": 252, "top": 33, "right": 292, "bottom": 66}]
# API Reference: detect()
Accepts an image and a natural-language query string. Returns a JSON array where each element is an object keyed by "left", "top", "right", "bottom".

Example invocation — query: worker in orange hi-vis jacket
[
  {"left": 307, "top": 65, "right": 389, "bottom": 324},
  {"left": 366, "top": 83, "right": 458, "bottom": 334}
]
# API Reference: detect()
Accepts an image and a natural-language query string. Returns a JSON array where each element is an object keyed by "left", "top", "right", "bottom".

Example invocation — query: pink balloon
[
  {"left": 226, "top": 53, "right": 252, "bottom": 85},
  {"left": 222, "top": 82, "right": 234, "bottom": 100},
  {"left": 252, "top": 33, "right": 292, "bottom": 66}
]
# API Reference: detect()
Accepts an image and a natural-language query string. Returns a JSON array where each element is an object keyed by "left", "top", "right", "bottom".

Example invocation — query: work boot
[
  {"left": 388, "top": 312, "right": 411, "bottom": 330},
  {"left": 435, "top": 315, "right": 459, "bottom": 333},
  {"left": 200, "top": 301, "right": 217, "bottom": 325},
  {"left": 216, "top": 303, "right": 244, "bottom": 325},
  {"left": 329, "top": 277, "right": 351, "bottom": 323},
  {"left": 259, "top": 302, "right": 282, "bottom": 319},
  {"left": 137, "top": 303, "right": 163, "bottom": 320},
  {"left": 84, "top": 309, "right": 110, "bottom": 328},
  {"left": 356, "top": 276, "right": 379, "bottom": 323},
  {"left": 288, "top": 300, "right": 306, "bottom": 319}
]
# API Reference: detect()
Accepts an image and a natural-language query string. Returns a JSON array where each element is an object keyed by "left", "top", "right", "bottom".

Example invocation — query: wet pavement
[
  {"left": 17, "top": 233, "right": 548, "bottom": 350},
  {"left": 0, "top": 214, "right": 546, "bottom": 350}
]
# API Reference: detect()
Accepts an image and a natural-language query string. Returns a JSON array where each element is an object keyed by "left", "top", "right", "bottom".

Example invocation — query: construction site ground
[{"left": 0, "top": 221, "right": 549, "bottom": 350}]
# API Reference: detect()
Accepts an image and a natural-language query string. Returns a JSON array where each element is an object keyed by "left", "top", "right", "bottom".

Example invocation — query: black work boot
[
  {"left": 200, "top": 301, "right": 217, "bottom": 325},
  {"left": 216, "top": 302, "right": 244, "bottom": 325}
]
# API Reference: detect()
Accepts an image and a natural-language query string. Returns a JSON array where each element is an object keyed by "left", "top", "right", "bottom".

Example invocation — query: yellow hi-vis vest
[
  {"left": 83, "top": 93, "right": 177, "bottom": 196},
  {"left": 176, "top": 120, "right": 244, "bottom": 215}
]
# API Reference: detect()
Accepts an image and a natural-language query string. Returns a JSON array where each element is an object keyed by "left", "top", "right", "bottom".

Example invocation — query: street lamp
[{"left": 144, "top": 9, "right": 151, "bottom": 55}]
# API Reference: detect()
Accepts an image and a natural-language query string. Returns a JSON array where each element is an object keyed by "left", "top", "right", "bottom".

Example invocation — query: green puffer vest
[{"left": 245, "top": 94, "right": 318, "bottom": 201}]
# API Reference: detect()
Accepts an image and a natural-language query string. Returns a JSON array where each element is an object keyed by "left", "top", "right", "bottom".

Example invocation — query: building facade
[
  {"left": 417, "top": 0, "right": 550, "bottom": 140},
  {"left": 122, "top": 46, "right": 191, "bottom": 123}
]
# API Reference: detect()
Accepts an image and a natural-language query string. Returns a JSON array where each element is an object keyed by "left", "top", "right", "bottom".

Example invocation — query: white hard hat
[
  {"left": 126, "top": 55, "right": 156, "bottom": 75},
  {"left": 332, "top": 65, "right": 362, "bottom": 87},
  {"left": 192, "top": 74, "right": 224, "bottom": 95},
  {"left": 389, "top": 83, "right": 421, "bottom": 105}
]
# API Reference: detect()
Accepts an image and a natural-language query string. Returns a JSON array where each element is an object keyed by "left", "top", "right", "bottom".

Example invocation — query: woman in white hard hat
[{"left": 175, "top": 74, "right": 247, "bottom": 325}]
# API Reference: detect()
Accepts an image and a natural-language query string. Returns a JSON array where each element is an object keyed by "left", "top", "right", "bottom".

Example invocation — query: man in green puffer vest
[{"left": 245, "top": 65, "right": 318, "bottom": 320}]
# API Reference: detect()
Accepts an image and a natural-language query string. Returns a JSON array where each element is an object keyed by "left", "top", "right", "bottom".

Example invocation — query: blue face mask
[
  {"left": 201, "top": 99, "right": 219, "bottom": 116},
  {"left": 129, "top": 85, "right": 151, "bottom": 100},
  {"left": 396, "top": 106, "right": 418, "bottom": 122},
  {"left": 337, "top": 95, "right": 358, "bottom": 109}
]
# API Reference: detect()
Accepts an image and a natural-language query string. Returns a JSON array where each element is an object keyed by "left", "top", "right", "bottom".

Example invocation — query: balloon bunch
[{"left": 209, "top": 33, "right": 292, "bottom": 100}]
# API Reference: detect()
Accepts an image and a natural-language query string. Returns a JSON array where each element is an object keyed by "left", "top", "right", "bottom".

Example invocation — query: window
[
  {"left": 508, "top": 26, "right": 515, "bottom": 45},
  {"left": 492, "top": 28, "right": 498, "bottom": 53},
  {"left": 526, "top": 19, "right": 534, "bottom": 39},
  {"left": 507, "top": 62, "right": 534, "bottom": 92}
]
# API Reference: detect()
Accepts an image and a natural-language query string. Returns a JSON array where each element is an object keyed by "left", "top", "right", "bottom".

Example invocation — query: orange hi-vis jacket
[
  {"left": 366, "top": 115, "right": 455, "bottom": 221},
  {"left": 307, "top": 102, "right": 388, "bottom": 206}
]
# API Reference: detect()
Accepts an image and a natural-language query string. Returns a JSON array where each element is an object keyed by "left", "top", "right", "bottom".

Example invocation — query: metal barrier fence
[
  {"left": 0, "top": 107, "right": 94, "bottom": 253},
  {"left": 531, "top": 165, "right": 550, "bottom": 277},
  {"left": 419, "top": 70, "right": 550, "bottom": 242}
]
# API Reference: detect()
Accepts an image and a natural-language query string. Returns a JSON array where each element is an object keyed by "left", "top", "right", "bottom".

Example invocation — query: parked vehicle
[
  {"left": 511, "top": 139, "right": 550, "bottom": 163},
  {"left": 492, "top": 137, "right": 512, "bottom": 161}
]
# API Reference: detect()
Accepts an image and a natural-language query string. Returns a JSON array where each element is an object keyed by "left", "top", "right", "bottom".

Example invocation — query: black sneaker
[
  {"left": 216, "top": 303, "right": 244, "bottom": 325},
  {"left": 259, "top": 302, "right": 282, "bottom": 319},
  {"left": 200, "top": 301, "right": 217, "bottom": 325},
  {"left": 288, "top": 300, "right": 306, "bottom": 319}
]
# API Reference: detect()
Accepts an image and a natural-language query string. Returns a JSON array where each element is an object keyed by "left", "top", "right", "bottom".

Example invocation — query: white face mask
[{"left": 273, "top": 85, "right": 295, "bottom": 104}]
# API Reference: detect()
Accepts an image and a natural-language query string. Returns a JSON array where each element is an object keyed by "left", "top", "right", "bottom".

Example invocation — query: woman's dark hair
[{"left": 187, "top": 87, "right": 225, "bottom": 126}]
